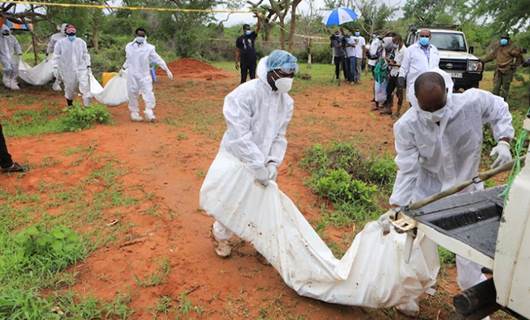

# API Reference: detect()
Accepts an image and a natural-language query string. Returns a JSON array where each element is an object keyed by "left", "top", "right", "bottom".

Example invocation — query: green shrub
[
  {"left": 438, "top": 247, "right": 456, "bottom": 265},
  {"left": 61, "top": 103, "right": 112, "bottom": 132},
  {"left": 367, "top": 158, "right": 397, "bottom": 186},
  {"left": 0, "top": 225, "right": 86, "bottom": 281}
]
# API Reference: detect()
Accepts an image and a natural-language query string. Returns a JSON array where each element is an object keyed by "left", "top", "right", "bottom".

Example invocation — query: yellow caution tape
[{"left": 6, "top": 1, "right": 251, "bottom": 14}]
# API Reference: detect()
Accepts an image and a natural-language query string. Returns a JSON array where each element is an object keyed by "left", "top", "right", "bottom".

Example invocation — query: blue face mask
[
  {"left": 500, "top": 38, "right": 508, "bottom": 46},
  {"left": 419, "top": 37, "right": 430, "bottom": 47},
  {"left": 67, "top": 35, "right": 76, "bottom": 42},
  {"left": 354, "top": 32, "right": 360, "bottom": 36},
  {"left": 245, "top": 30, "right": 252, "bottom": 36}
]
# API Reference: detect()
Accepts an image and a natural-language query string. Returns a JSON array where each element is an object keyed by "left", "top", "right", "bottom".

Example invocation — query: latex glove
[
  {"left": 490, "top": 140, "right": 512, "bottom": 169},
  {"left": 377, "top": 208, "right": 398, "bottom": 235},
  {"left": 255, "top": 167, "right": 270, "bottom": 187},
  {"left": 166, "top": 70, "right": 174, "bottom": 80},
  {"left": 397, "top": 76, "right": 406, "bottom": 89},
  {"left": 267, "top": 163, "right": 278, "bottom": 181},
  {"left": 119, "top": 68, "right": 125, "bottom": 77}
]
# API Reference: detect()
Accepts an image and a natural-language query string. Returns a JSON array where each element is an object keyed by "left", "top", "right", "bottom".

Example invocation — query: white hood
[{"left": 257, "top": 56, "right": 273, "bottom": 90}]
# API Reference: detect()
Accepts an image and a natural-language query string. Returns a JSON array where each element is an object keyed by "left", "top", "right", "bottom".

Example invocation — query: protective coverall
[
  {"left": 0, "top": 25, "right": 22, "bottom": 90},
  {"left": 398, "top": 42, "right": 440, "bottom": 102},
  {"left": 123, "top": 40, "right": 171, "bottom": 121},
  {"left": 53, "top": 37, "right": 92, "bottom": 106},
  {"left": 390, "top": 69, "right": 514, "bottom": 292},
  {"left": 212, "top": 56, "right": 294, "bottom": 242},
  {"left": 47, "top": 24, "right": 67, "bottom": 91}
]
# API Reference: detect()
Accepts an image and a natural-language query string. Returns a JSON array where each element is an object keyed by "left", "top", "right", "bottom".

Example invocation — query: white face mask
[
  {"left": 418, "top": 106, "right": 446, "bottom": 123},
  {"left": 275, "top": 77, "right": 293, "bottom": 93},
  {"left": 135, "top": 36, "right": 145, "bottom": 44}
]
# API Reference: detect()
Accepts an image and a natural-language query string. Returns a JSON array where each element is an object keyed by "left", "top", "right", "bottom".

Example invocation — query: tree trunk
[
  {"left": 279, "top": 20, "right": 285, "bottom": 49},
  {"left": 287, "top": 0, "right": 302, "bottom": 51},
  {"left": 31, "top": 29, "right": 38, "bottom": 64}
]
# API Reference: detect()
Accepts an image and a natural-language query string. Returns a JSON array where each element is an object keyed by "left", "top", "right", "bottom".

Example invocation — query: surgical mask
[
  {"left": 245, "top": 30, "right": 252, "bottom": 36},
  {"left": 135, "top": 36, "right": 145, "bottom": 44},
  {"left": 67, "top": 35, "right": 76, "bottom": 42},
  {"left": 354, "top": 32, "right": 360, "bottom": 36},
  {"left": 418, "top": 106, "right": 446, "bottom": 123},
  {"left": 275, "top": 77, "right": 294, "bottom": 93},
  {"left": 500, "top": 38, "right": 508, "bottom": 46},
  {"left": 419, "top": 37, "right": 430, "bottom": 46}
]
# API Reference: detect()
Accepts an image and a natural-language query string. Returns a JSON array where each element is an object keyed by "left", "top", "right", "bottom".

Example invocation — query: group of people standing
[
  {"left": 1, "top": 23, "right": 173, "bottom": 122},
  {"left": 330, "top": 29, "right": 366, "bottom": 84}
]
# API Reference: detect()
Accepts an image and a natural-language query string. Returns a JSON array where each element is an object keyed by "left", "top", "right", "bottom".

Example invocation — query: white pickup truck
[{"left": 406, "top": 27, "right": 484, "bottom": 91}]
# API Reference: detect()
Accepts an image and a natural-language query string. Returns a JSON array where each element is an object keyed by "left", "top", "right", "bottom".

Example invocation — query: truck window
[{"left": 431, "top": 33, "right": 466, "bottom": 52}]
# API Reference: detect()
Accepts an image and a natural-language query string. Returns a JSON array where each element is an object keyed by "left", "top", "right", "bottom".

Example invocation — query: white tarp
[
  {"left": 17, "top": 60, "right": 128, "bottom": 106},
  {"left": 200, "top": 150, "right": 440, "bottom": 312}
]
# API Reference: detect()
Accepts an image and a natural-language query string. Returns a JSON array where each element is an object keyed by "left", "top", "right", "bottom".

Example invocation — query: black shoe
[{"left": 2, "top": 162, "right": 26, "bottom": 173}]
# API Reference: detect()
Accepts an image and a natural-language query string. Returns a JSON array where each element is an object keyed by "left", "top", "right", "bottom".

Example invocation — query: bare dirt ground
[{"left": 1, "top": 60, "right": 504, "bottom": 319}]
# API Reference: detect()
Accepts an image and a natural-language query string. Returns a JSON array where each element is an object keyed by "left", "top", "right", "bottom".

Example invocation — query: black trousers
[
  {"left": 385, "top": 75, "right": 404, "bottom": 108},
  {"left": 240, "top": 58, "right": 257, "bottom": 84},
  {"left": 333, "top": 56, "right": 347, "bottom": 80},
  {"left": 0, "top": 124, "right": 13, "bottom": 169}
]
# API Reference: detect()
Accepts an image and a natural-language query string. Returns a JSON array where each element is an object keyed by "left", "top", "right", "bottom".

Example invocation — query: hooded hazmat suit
[
  {"left": 390, "top": 69, "right": 514, "bottom": 292},
  {"left": 53, "top": 36, "right": 92, "bottom": 106},
  {"left": 0, "top": 25, "right": 22, "bottom": 90},
  {"left": 47, "top": 23, "right": 67, "bottom": 91},
  {"left": 212, "top": 55, "right": 295, "bottom": 242},
  {"left": 122, "top": 39, "right": 171, "bottom": 121}
]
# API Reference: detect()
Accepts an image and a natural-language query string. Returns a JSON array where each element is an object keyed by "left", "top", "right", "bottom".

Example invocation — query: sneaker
[
  {"left": 214, "top": 240, "right": 232, "bottom": 258},
  {"left": 130, "top": 112, "right": 143, "bottom": 122},
  {"left": 144, "top": 110, "right": 156, "bottom": 122},
  {"left": 2, "top": 162, "right": 26, "bottom": 173}
]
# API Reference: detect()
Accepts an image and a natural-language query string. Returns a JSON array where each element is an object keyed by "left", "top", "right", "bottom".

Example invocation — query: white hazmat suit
[
  {"left": 390, "top": 69, "right": 514, "bottom": 292},
  {"left": 212, "top": 56, "right": 294, "bottom": 242},
  {"left": 0, "top": 25, "right": 22, "bottom": 90},
  {"left": 123, "top": 39, "right": 172, "bottom": 121},
  {"left": 398, "top": 42, "right": 440, "bottom": 101},
  {"left": 47, "top": 23, "right": 67, "bottom": 91},
  {"left": 53, "top": 37, "right": 92, "bottom": 106}
]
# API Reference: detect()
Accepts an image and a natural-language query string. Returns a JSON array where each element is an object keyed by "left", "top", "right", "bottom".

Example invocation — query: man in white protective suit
[
  {"left": 0, "top": 24, "right": 22, "bottom": 90},
  {"left": 383, "top": 69, "right": 514, "bottom": 313},
  {"left": 397, "top": 29, "right": 440, "bottom": 102},
  {"left": 122, "top": 27, "right": 173, "bottom": 122},
  {"left": 53, "top": 24, "right": 92, "bottom": 108},
  {"left": 209, "top": 49, "right": 298, "bottom": 258},
  {"left": 47, "top": 23, "right": 67, "bottom": 91}
]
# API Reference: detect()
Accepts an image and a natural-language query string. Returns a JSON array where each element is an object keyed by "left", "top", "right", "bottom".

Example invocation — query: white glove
[
  {"left": 119, "top": 68, "right": 125, "bottom": 77},
  {"left": 255, "top": 167, "right": 270, "bottom": 187},
  {"left": 377, "top": 208, "right": 398, "bottom": 235},
  {"left": 267, "top": 163, "right": 278, "bottom": 181},
  {"left": 53, "top": 67, "right": 59, "bottom": 79},
  {"left": 166, "top": 70, "right": 174, "bottom": 80},
  {"left": 490, "top": 140, "right": 512, "bottom": 169}
]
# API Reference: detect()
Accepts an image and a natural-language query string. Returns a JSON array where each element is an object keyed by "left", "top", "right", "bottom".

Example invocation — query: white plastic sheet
[
  {"left": 200, "top": 150, "right": 440, "bottom": 312},
  {"left": 18, "top": 60, "right": 54, "bottom": 86},
  {"left": 89, "top": 73, "right": 128, "bottom": 106},
  {"left": 17, "top": 60, "right": 128, "bottom": 106}
]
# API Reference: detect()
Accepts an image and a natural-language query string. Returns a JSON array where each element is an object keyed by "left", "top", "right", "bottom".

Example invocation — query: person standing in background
[
  {"left": 0, "top": 25, "right": 22, "bottom": 90},
  {"left": 236, "top": 23, "right": 260, "bottom": 84},
  {"left": 481, "top": 34, "right": 524, "bottom": 101},
  {"left": 330, "top": 29, "right": 347, "bottom": 81},
  {"left": 353, "top": 30, "right": 366, "bottom": 83},
  {"left": 344, "top": 32, "right": 357, "bottom": 83},
  {"left": 46, "top": 23, "right": 67, "bottom": 91},
  {"left": 382, "top": 34, "right": 406, "bottom": 117}
]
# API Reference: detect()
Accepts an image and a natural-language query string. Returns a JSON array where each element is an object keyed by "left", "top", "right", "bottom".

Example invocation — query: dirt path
[{"left": 2, "top": 64, "right": 459, "bottom": 319}]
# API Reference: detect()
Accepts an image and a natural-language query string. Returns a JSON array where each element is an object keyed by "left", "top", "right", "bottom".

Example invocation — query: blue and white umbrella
[{"left": 322, "top": 7, "right": 358, "bottom": 27}]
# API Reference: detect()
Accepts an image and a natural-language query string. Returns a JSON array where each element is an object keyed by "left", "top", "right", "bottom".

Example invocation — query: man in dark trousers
[
  {"left": 0, "top": 124, "right": 25, "bottom": 173},
  {"left": 236, "top": 24, "right": 260, "bottom": 84}
]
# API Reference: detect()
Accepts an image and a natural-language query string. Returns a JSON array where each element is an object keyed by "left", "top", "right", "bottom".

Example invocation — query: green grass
[
  {"left": 1, "top": 103, "right": 112, "bottom": 138},
  {"left": 134, "top": 258, "right": 171, "bottom": 288}
]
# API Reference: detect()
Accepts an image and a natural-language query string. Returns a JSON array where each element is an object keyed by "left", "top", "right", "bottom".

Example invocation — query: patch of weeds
[
  {"left": 134, "top": 257, "right": 171, "bottom": 288},
  {"left": 195, "top": 169, "right": 206, "bottom": 178},
  {"left": 438, "top": 247, "right": 456, "bottom": 265},
  {"left": 153, "top": 295, "right": 172, "bottom": 315},
  {"left": 40, "top": 156, "right": 62, "bottom": 169},
  {"left": 176, "top": 292, "right": 203, "bottom": 319},
  {"left": 103, "top": 293, "right": 134, "bottom": 320},
  {"left": 61, "top": 103, "right": 112, "bottom": 132},
  {"left": 301, "top": 142, "right": 396, "bottom": 229}
]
